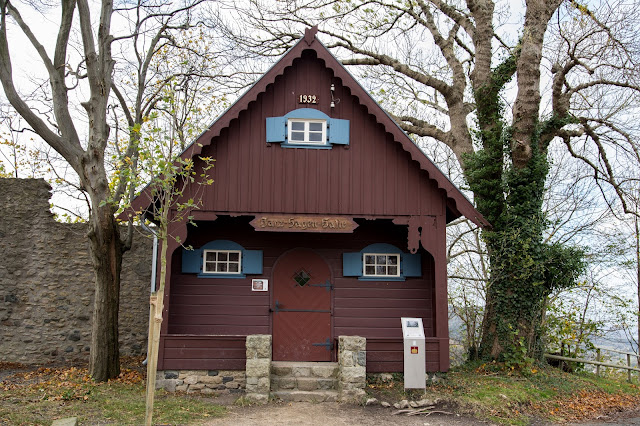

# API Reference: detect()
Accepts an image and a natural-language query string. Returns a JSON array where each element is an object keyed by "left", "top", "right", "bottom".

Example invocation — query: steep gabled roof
[{"left": 129, "top": 27, "right": 488, "bottom": 228}]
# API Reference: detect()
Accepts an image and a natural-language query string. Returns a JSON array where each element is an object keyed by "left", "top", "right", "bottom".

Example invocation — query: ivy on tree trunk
[{"left": 465, "top": 51, "right": 585, "bottom": 362}]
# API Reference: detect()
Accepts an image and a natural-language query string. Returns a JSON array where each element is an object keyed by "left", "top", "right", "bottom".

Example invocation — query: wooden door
[{"left": 272, "top": 248, "right": 332, "bottom": 361}]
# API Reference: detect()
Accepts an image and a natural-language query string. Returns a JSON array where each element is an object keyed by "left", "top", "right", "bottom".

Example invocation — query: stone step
[
  {"left": 272, "top": 390, "right": 339, "bottom": 403},
  {"left": 271, "top": 361, "right": 339, "bottom": 379},
  {"left": 271, "top": 376, "right": 338, "bottom": 391}
]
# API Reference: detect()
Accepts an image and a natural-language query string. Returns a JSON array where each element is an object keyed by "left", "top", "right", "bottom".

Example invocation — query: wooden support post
[
  {"left": 145, "top": 293, "right": 164, "bottom": 426},
  {"left": 628, "top": 354, "right": 632, "bottom": 383},
  {"left": 596, "top": 348, "right": 601, "bottom": 377}
]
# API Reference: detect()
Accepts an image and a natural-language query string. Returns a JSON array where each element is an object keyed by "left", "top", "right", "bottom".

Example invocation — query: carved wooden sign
[{"left": 250, "top": 215, "right": 358, "bottom": 233}]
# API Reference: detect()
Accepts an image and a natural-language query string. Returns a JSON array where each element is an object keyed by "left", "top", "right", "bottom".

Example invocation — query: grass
[
  {"left": 366, "top": 362, "right": 640, "bottom": 425},
  {"left": 0, "top": 363, "right": 225, "bottom": 425},
  {"left": 3, "top": 359, "right": 640, "bottom": 425}
]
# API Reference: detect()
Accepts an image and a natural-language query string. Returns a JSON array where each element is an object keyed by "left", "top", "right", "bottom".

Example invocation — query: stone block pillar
[
  {"left": 245, "top": 334, "right": 272, "bottom": 403},
  {"left": 337, "top": 335, "right": 366, "bottom": 402}
]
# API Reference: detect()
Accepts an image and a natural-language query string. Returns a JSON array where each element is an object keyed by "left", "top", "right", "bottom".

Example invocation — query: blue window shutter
[
  {"left": 402, "top": 253, "right": 422, "bottom": 277},
  {"left": 266, "top": 117, "right": 286, "bottom": 143},
  {"left": 328, "top": 118, "right": 350, "bottom": 145},
  {"left": 182, "top": 248, "right": 202, "bottom": 274},
  {"left": 242, "top": 250, "right": 263, "bottom": 274},
  {"left": 343, "top": 252, "right": 362, "bottom": 276}
]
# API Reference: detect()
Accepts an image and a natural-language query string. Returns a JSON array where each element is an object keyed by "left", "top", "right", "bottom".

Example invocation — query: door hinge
[
  {"left": 312, "top": 337, "right": 334, "bottom": 352},
  {"left": 309, "top": 279, "right": 333, "bottom": 292},
  {"left": 271, "top": 299, "right": 331, "bottom": 314}
]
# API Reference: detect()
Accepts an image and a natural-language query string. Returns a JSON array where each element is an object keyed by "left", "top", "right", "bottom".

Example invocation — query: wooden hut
[{"left": 129, "top": 27, "right": 487, "bottom": 386}]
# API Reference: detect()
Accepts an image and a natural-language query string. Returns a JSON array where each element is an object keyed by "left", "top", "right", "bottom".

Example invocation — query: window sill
[
  {"left": 280, "top": 142, "right": 332, "bottom": 149},
  {"left": 358, "top": 276, "right": 406, "bottom": 282},
  {"left": 197, "top": 273, "right": 246, "bottom": 279}
]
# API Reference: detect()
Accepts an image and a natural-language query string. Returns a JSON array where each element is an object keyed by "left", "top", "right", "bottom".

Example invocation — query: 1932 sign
[{"left": 299, "top": 94, "right": 318, "bottom": 104}]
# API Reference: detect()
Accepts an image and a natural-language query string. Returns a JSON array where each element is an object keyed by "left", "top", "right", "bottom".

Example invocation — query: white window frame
[
  {"left": 362, "top": 253, "right": 401, "bottom": 277},
  {"left": 287, "top": 118, "right": 327, "bottom": 145},
  {"left": 202, "top": 249, "right": 242, "bottom": 274}
]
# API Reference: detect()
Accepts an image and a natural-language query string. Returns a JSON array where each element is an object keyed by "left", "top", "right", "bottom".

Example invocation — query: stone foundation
[
  {"left": 155, "top": 370, "right": 245, "bottom": 395},
  {"left": 338, "top": 336, "right": 367, "bottom": 402},
  {"left": 244, "top": 334, "right": 272, "bottom": 403},
  {"left": 155, "top": 335, "right": 368, "bottom": 404},
  {"left": 337, "top": 335, "right": 367, "bottom": 402}
]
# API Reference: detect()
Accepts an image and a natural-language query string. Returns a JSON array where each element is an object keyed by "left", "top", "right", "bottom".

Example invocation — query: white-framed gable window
[
  {"left": 203, "top": 249, "right": 242, "bottom": 274},
  {"left": 288, "top": 119, "right": 327, "bottom": 145},
  {"left": 266, "top": 108, "right": 349, "bottom": 149},
  {"left": 363, "top": 253, "right": 400, "bottom": 277}
]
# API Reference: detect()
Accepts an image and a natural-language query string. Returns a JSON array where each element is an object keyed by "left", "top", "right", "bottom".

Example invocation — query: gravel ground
[{"left": 202, "top": 401, "right": 494, "bottom": 426}]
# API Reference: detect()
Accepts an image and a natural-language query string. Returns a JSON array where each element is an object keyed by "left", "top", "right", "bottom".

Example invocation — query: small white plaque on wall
[{"left": 251, "top": 279, "right": 268, "bottom": 292}]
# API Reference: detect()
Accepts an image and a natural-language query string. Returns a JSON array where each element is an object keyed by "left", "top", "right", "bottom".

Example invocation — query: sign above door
[{"left": 250, "top": 215, "right": 358, "bottom": 233}]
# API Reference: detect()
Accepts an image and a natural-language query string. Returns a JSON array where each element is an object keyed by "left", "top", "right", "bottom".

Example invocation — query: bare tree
[
  {"left": 0, "top": 0, "right": 221, "bottom": 381},
  {"left": 219, "top": 0, "right": 640, "bottom": 361}
]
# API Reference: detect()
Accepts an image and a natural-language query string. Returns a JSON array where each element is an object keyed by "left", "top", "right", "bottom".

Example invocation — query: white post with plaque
[{"left": 401, "top": 317, "right": 426, "bottom": 389}]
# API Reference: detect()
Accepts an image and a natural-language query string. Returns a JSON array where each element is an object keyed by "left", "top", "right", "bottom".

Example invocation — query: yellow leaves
[
  {"left": 536, "top": 389, "right": 640, "bottom": 422},
  {"left": 1, "top": 362, "right": 144, "bottom": 403}
]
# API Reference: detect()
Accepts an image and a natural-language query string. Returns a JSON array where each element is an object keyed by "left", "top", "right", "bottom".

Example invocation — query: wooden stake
[{"left": 145, "top": 292, "right": 164, "bottom": 425}]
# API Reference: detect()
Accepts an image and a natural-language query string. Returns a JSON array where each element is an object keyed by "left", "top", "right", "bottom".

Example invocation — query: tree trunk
[{"left": 87, "top": 202, "right": 124, "bottom": 382}]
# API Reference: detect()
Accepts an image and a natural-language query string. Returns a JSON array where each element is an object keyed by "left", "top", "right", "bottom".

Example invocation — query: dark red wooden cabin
[{"left": 130, "top": 27, "right": 487, "bottom": 374}]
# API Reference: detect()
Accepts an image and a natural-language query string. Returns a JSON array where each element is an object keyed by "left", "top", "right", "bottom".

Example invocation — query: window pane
[
  {"left": 218, "top": 252, "right": 228, "bottom": 261},
  {"left": 308, "top": 132, "right": 323, "bottom": 142},
  {"left": 291, "top": 121, "right": 305, "bottom": 130},
  {"left": 364, "top": 255, "right": 375, "bottom": 264},
  {"left": 376, "top": 255, "right": 387, "bottom": 264},
  {"left": 229, "top": 263, "right": 239, "bottom": 272},
  {"left": 365, "top": 266, "right": 376, "bottom": 275},
  {"left": 376, "top": 265, "right": 386, "bottom": 275},
  {"left": 291, "top": 131, "right": 305, "bottom": 141},
  {"left": 205, "top": 252, "right": 216, "bottom": 261},
  {"left": 219, "top": 263, "right": 228, "bottom": 272},
  {"left": 309, "top": 122, "right": 323, "bottom": 131},
  {"left": 388, "top": 256, "right": 398, "bottom": 265},
  {"left": 388, "top": 266, "right": 398, "bottom": 276},
  {"left": 229, "top": 252, "right": 239, "bottom": 261}
]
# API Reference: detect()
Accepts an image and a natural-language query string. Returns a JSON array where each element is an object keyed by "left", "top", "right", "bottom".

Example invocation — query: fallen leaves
[
  {"left": 0, "top": 362, "right": 28, "bottom": 370},
  {"left": 1, "top": 365, "right": 144, "bottom": 402},
  {"left": 532, "top": 389, "right": 640, "bottom": 422}
]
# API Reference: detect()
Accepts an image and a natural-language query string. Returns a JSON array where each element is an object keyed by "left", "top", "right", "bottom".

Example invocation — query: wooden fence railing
[{"left": 544, "top": 345, "right": 640, "bottom": 383}]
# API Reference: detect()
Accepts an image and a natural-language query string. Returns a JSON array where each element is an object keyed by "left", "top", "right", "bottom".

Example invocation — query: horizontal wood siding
[
  {"left": 165, "top": 218, "right": 438, "bottom": 371},
  {"left": 190, "top": 50, "right": 445, "bottom": 218},
  {"left": 168, "top": 246, "right": 271, "bottom": 337},
  {"left": 161, "top": 335, "right": 246, "bottom": 370},
  {"left": 367, "top": 339, "right": 442, "bottom": 372}
]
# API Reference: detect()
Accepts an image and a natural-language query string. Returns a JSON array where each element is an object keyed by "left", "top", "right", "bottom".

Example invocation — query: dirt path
[
  {"left": 202, "top": 401, "right": 493, "bottom": 426},
  {"left": 202, "top": 399, "right": 640, "bottom": 426}
]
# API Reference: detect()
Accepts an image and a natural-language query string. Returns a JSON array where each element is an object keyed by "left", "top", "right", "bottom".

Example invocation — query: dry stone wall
[
  {"left": 155, "top": 370, "right": 246, "bottom": 395},
  {"left": 0, "top": 178, "right": 152, "bottom": 364}
]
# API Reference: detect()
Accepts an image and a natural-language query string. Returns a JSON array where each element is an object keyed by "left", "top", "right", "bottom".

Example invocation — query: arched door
[{"left": 272, "top": 248, "right": 332, "bottom": 361}]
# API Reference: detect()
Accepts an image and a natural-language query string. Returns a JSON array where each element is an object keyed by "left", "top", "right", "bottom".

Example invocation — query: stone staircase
[{"left": 270, "top": 361, "right": 339, "bottom": 402}]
